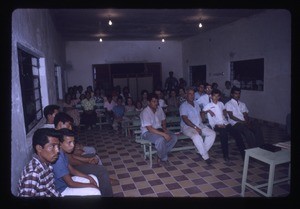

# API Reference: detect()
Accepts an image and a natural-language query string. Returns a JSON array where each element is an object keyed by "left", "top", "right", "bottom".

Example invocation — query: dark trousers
[
  {"left": 81, "top": 110, "right": 97, "bottom": 128},
  {"left": 232, "top": 121, "right": 264, "bottom": 148},
  {"left": 74, "top": 164, "right": 113, "bottom": 197},
  {"left": 214, "top": 124, "right": 246, "bottom": 159}
]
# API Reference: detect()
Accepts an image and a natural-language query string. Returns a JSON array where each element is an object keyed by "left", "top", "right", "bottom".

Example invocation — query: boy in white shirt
[{"left": 203, "top": 89, "right": 246, "bottom": 161}]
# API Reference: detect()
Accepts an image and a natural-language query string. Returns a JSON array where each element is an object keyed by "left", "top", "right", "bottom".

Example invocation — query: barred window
[{"left": 18, "top": 48, "right": 43, "bottom": 133}]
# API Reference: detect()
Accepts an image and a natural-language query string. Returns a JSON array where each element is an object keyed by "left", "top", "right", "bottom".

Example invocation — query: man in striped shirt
[{"left": 18, "top": 128, "right": 61, "bottom": 197}]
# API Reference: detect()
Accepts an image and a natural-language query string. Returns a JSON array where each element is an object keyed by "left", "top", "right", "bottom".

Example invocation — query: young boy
[
  {"left": 52, "top": 128, "right": 101, "bottom": 196},
  {"left": 203, "top": 89, "right": 246, "bottom": 161}
]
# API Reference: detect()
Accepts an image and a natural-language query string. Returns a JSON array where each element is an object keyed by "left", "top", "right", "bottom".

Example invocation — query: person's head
[
  {"left": 79, "top": 93, "right": 86, "bottom": 101},
  {"left": 85, "top": 91, "right": 91, "bottom": 100},
  {"left": 116, "top": 96, "right": 123, "bottom": 105},
  {"left": 106, "top": 94, "right": 112, "bottom": 102},
  {"left": 211, "top": 89, "right": 222, "bottom": 103},
  {"left": 147, "top": 93, "right": 159, "bottom": 110},
  {"left": 204, "top": 83, "right": 212, "bottom": 95},
  {"left": 64, "top": 93, "right": 72, "bottom": 103},
  {"left": 154, "top": 88, "right": 162, "bottom": 99},
  {"left": 197, "top": 82, "right": 205, "bottom": 94},
  {"left": 54, "top": 112, "right": 74, "bottom": 130},
  {"left": 225, "top": 81, "right": 231, "bottom": 89},
  {"left": 211, "top": 82, "right": 218, "bottom": 90},
  {"left": 32, "top": 128, "right": 61, "bottom": 164},
  {"left": 231, "top": 86, "right": 241, "bottom": 101},
  {"left": 126, "top": 97, "right": 133, "bottom": 106},
  {"left": 169, "top": 71, "right": 174, "bottom": 77},
  {"left": 186, "top": 87, "right": 195, "bottom": 102},
  {"left": 58, "top": 128, "right": 76, "bottom": 154},
  {"left": 178, "top": 87, "right": 185, "bottom": 96},
  {"left": 141, "top": 90, "right": 148, "bottom": 99},
  {"left": 77, "top": 85, "right": 83, "bottom": 93},
  {"left": 43, "top": 105, "right": 60, "bottom": 123},
  {"left": 136, "top": 100, "right": 142, "bottom": 109},
  {"left": 170, "top": 89, "right": 177, "bottom": 97}
]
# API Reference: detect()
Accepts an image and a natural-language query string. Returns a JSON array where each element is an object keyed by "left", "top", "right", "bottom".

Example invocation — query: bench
[
  {"left": 134, "top": 126, "right": 196, "bottom": 168},
  {"left": 134, "top": 125, "right": 236, "bottom": 168}
]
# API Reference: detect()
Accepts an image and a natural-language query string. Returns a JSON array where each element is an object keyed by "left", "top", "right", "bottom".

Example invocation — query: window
[
  {"left": 18, "top": 48, "right": 43, "bottom": 133},
  {"left": 230, "top": 58, "right": 264, "bottom": 91}
]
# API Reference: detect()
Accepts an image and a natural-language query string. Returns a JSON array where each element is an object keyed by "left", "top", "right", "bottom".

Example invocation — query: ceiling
[{"left": 49, "top": 9, "right": 266, "bottom": 41}]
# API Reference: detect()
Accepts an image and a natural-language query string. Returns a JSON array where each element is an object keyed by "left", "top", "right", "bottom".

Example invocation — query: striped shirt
[{"left": 18, "top": 153, "right": 61, "bottom": 197}]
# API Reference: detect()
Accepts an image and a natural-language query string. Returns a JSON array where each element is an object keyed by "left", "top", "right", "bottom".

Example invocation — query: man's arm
[{"left": 181, "top": 115, "right": 202, "bottom": 134}]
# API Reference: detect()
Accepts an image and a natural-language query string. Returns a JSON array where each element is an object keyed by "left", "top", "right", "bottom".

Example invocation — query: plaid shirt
[{"left": 18, "top": 154, "right": 61, "bottom": 197}]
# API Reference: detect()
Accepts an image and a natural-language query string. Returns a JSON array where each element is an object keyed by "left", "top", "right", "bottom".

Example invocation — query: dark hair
[
  {"left": 231, "top": 86, "right": 241, "bottom": 94},
  {"left": 43, "top": 105, "right": 60, "bottom": 118},
  {"left": 32, "top": 128, "right": 61, "bottom": 153},
  {"left": 58, "top": 128, "right": 75, "bottom": 142},
  {"left": 147, "top": 93, "right": 158, "bottom": 101},
  {"left": 211, "top": 88, "right": 222, "bottom": 96},
  {"left": 54, "top": 112, "right": 74, "bottom": 128},
  {"left": 141, "top": 90, "right": 148, "bottom": 96}
]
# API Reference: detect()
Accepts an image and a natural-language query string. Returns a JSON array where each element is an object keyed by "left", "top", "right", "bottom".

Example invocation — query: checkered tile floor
[{"left": 77, "top": 124, "right": 290, "bottom": 197}]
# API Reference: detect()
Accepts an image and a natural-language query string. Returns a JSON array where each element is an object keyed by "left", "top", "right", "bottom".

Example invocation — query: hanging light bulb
[
  {"left": 162, "top": 38, "right": 165, "bottom": 42},
  {"left": 199, "top": 22, "right": 202, "bottom": 28},
  {"left": 108, "top": 19, "right": 112, "bottom": 26},
  {"left": 99, "top": 38, "right": 103, "bottom": 42}
]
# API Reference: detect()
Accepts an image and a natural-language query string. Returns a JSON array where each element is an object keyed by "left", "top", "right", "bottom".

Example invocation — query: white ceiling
[{"left": 49, "top": 9, "right": 266, "bottom": 41}]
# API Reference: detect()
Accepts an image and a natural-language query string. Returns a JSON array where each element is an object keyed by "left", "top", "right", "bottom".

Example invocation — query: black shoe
[{"left": 205, "top": 158, "right": 213, "bottom": 165}]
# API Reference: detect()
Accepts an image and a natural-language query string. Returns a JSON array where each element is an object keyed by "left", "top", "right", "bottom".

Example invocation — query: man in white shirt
[
  {"left": 140, "top": 93, "right": 178, "bottom": 167},
  {"left": 179, "top": 87, "right": 216, "bottom": 165},
  {"left": 203, "top": 89, "right": 246, "bottom": 161},
  {"left": 225, "top": 86, "right": 264, "bottom": 148}
]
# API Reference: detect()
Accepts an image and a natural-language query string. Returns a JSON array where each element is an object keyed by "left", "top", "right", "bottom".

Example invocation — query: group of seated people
[
  {"left": 138, "top": 82, "right": 265, "bottom": 167},
  {"left": 18, "top": 81, "right": 265, "bottom": 197},
  {"left": 18, "top": 104, "right": 118, "bottom": 197}
]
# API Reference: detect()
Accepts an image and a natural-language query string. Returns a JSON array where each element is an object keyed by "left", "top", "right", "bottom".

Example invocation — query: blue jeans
[{"left": 142, "top": 131, "right": 178, "bottom": 161}]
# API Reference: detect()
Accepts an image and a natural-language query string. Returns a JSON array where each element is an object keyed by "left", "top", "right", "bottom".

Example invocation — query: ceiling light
[
  {"left": 162, "top": 38, "right": 165, "bottom": 42},
  {"left": 199, "top": 22, "right": 203, "bottom": 28},
  {"left": 108, "top": 19, "right": 112, "bottom": 26},
  {"left": 99, "top": 38, "right": 103, "bottom": 42}
]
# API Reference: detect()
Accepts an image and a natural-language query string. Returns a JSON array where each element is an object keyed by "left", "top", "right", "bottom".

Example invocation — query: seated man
[
  {"left": 54, "top": 112, "right": 115, "bottom": 197},
  {"left": 140, "top": 93, "right": 178, "bottom": 167},
  {"left": 18, "top": 128, "right": 61, "bottom": 197},
  {"left": 225, "top": 86, "right": 265, "bottom": 148},
  {"left": 179, "top": 87, "right": 216, "bottom": 165},
  {"left": 203, "top": 89, "right": 246, "bottom": 161},
  {"left": 52, "top": 128, "right": 101, "bottom": 196}
]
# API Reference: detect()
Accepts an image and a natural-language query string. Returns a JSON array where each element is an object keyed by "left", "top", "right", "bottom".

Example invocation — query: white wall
[
  {"left": 11, "top": 9, "right": 65, "bottom": 195},
  {"left": 65, "top": 41, "right": 183, "bottom": 91},
  {"left": 182, "top": 9, "right": 291, "bottom": 125}
]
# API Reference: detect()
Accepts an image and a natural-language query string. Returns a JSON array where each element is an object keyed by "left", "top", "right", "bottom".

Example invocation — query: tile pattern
[{"left": 77, "top": 124, "right": 290, "bottom": 197}]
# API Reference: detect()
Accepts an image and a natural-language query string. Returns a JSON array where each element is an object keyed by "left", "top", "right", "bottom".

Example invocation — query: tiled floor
[{"left": 77, "top": 123, "right": 290, "bottom": 197}]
